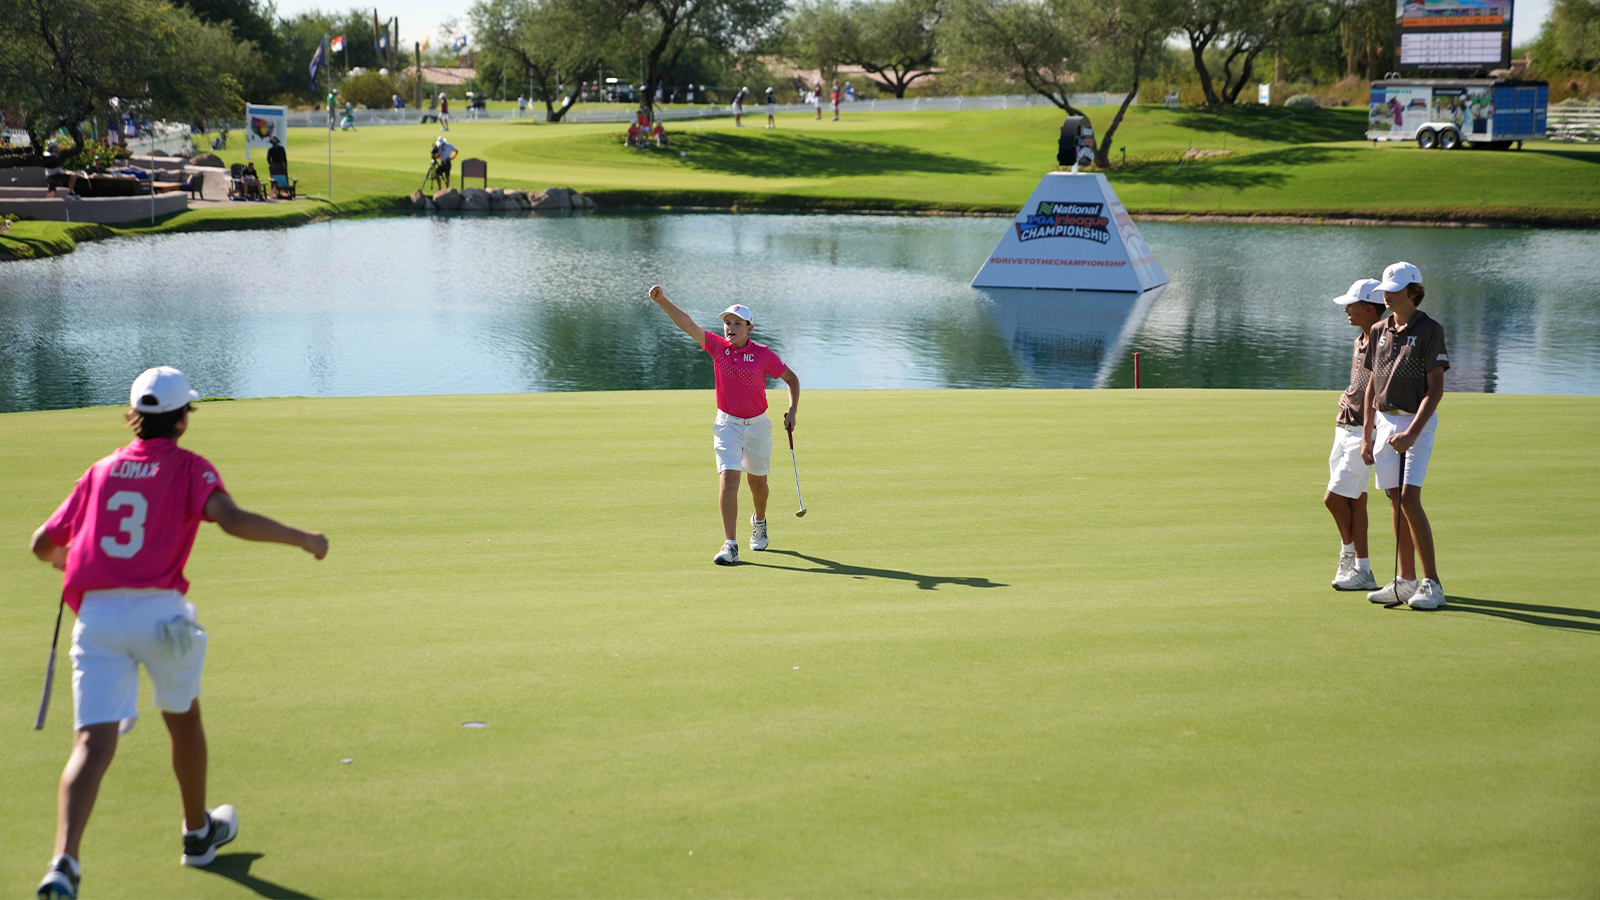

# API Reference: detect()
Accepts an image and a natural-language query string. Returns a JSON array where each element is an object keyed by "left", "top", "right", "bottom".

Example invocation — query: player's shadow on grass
[
  {"left": 745, "top": 549, "right": 1006, "bottom": 591},
  {"left": 201, "top": 853, "right": 319, "bottom": 899},
  {"left": 1442, "top": 595, "right": 1600, "bottom": 634}
]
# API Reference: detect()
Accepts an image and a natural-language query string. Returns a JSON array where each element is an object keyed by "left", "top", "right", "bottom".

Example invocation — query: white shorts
[
  {"left": 71, "top": 588, "right": 207, "bottom": 730},
  {"left": 1326, "top": 425, "right": 1373, "bottom": 499},
  {"left": 714, "top": 411, "right": 772, "bottom": 476},
  {"left": 1373, "top": 411, "right": 1438, "bottom": 491}
]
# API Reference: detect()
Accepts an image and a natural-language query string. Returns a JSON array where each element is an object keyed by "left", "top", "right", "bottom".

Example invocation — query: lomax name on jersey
[{"left": 111, "top": 460, "right": 161, "bottom": 479}]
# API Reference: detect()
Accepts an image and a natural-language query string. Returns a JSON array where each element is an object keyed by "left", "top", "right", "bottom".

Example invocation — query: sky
[{"left": 270, "top": 0, "right": 1554, "bottom": 67}]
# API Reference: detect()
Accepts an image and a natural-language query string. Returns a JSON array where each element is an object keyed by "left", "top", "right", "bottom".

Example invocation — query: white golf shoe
[
  {"left": 1367, "top": 578, "right": 1418, "bottom": 606},
  {"left": 181, "top": 804, "right": 238, "bottom": 867},
  {"left": 1408, "top": 578, "right": 1447, "bottom": 610},
  {"left": 35, "top": 854, "right": 79, "bottom": 900},
  {"left": 1334, "top": 563, "right": 1377, "bottom": 592},
  {"left": 750, "top": 516, "right": 769, "bottom": 551},
  {"left": 713, "top": 540, "right": 739, "bottom": 566},
  {"left": 1333, "top": 551, "right": 1356, "bottom": 584}
]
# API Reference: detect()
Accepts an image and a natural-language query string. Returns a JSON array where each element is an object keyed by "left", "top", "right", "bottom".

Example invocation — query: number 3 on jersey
[{"left": 101, "top": 490, "right": 148, "bottom": 558}]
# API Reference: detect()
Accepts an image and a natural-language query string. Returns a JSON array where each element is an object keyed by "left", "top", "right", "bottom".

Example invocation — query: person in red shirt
[
  {"left": 831, "top": 83, "right": 840, "bottom": 121},
  {"left": 31, "top": 367, "right": 327, "bottom": 900},
  {"left": 648, "top": 285, "right": 801, "bottom": 565}
]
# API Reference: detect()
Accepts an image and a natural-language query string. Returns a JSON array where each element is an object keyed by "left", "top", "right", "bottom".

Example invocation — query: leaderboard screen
[{"left": 1395, "top": 0, "right": 1513, "bottom": 70}]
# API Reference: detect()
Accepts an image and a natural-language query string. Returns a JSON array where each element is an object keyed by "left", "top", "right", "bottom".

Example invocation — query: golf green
[{"left": 1, "top": 390, "right": 1596, "bottom": 897}]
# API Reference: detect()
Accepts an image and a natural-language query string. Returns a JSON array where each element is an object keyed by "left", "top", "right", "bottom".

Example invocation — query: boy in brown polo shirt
[
  {"left": 1326, "top": 278, "right": 1386, "bottom": 592},
  {"left": 1360, "top": 261, "right": 1450, "bottom": 610}
]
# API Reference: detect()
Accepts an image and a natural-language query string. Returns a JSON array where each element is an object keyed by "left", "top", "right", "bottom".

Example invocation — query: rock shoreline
[{"left": 410, "top": 186, "right": 598, "bottom": 212}]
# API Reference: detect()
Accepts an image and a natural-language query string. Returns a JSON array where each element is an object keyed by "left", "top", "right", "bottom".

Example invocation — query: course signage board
[
  {"left": 972, "top": 172, "right": 1168, "bottom": 293},
  {"left": 1394, "top": 0, "right": 1512, "bottom": 71},
  {"left": 244, "top": 104, "right": 288, "bottom": 154}
]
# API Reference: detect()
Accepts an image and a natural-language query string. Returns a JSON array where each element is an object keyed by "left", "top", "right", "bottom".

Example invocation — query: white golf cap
[
  {"left": 129, "top": 366, "right": 199, "bottom": 414},
  {"left": 1332, "top": 278, "right": 1382, "bottom": 306},
  {"left": 720, "top": 304, "right": 754, "bottom": 324},
  {"left": 1376, "top": 261, "right": 1422, "bottom": 293}
]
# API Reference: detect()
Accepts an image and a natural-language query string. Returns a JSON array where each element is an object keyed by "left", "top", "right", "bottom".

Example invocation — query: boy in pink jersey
[
  {"left": 30, "top": 366, "right": 328, "bottom": 900},
  {"left": 648, "top": 285, "right": 801, "bottom": 565}
]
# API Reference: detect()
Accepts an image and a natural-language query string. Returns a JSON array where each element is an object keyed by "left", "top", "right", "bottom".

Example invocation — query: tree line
[{"left": 6, "top": 0, "right": 1597, "bottom": 170}]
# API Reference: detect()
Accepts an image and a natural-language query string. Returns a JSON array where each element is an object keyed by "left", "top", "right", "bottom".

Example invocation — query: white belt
[
  {"left": 716, "top": 411, "right": 764, "bottom": 426},
  {"left": 1336, "top": 423, "right": 1361, "bottom": 434}
]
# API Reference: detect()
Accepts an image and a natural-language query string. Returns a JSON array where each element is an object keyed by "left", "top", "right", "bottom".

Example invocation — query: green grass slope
[
  {"left": 210, "top": 105, "right": 1600, "bottom": 220},
  {"left": 8, "top": 105, "right": 1596, "bottom": 260},
  {"left": 1, "top": 390, "right": 1596, "bottom": 897}
]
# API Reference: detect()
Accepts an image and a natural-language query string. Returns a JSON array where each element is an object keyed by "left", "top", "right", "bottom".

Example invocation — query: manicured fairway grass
[{"left": 1, "top": 390, "right": 1597, "bottom": 898}]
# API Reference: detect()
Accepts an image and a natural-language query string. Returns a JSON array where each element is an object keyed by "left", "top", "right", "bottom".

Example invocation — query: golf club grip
[
  {"left": 787, "top": 427, "right": 794, "bottom": 450},
  {"left": 35, "top": 647, "right": 56, "bottom": 730}
]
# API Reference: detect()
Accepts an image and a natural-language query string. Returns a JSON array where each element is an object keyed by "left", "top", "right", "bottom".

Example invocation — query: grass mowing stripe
[{"left": 0, "top": 390, "right": 1595, "bottom": 897}]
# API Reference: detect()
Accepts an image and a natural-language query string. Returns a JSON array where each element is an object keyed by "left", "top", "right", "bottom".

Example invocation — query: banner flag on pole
[
  {"left": 331, "top": 35, "right": 346, "bottom": 53},
  {"left": 309, "top": 36, "right": 327, "bottom": 90}
]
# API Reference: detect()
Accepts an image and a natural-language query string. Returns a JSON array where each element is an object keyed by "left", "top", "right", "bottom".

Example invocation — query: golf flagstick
[
  {"left": 787, "top": 424, "right": 806, "bottom": 517},
  {"left": 35, "top": 598, "right": 65, "bottom": 729}
]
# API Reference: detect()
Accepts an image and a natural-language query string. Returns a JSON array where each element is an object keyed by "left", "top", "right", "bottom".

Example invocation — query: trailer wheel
[
  {"left": 1439, "top": 128, "right": 1461, "bottom": 150},
  {"left": 1417, "top": 128, "right": 1438, "bottom": 150}
]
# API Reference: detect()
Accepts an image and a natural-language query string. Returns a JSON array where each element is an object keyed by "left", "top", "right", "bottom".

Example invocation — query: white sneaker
[
  {"left": 1334, "top": 565, "right": 1377, "bottom": 592},
  {"left": 1332, "top": 552, "right": 1356, "bottom": 587},
  {"left": 713, "top": 540, "right": 739, "bottom": 566},
  {"left": 1367, "top": 578, "right": 1418, "bottom": 606},
  {"left": 36, "top": 854, "right": 79, "bottom": 899},
  {"left": 1408, "top": 578, "right": 1447, "bottom": 610},
  {"left": 750, "top": 516, "right": 769, "bottom": 551},
  {"left": 181, "top": 805, "right": 238, "bottom": 867}
]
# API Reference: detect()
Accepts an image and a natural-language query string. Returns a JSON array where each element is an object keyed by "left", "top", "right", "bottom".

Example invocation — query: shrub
[
  {"left": 339, "top": 71, "right": 401, "bottom": 110},
  {"left": 1285, "top": 94, "right": 1320, "bottom": 108}
]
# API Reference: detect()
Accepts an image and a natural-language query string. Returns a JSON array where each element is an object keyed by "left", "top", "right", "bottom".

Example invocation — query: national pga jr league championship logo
[{"left": 1015, "top": 201, "right": 1111, "bottom": 245}]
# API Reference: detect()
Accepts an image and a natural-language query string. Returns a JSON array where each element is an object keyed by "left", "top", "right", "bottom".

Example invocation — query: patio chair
[
  {"left": 228, "top": 163, "right": 248, "bottom": 200},
  {"left": 460, "top": 157, "right": 488, "bottom": 189},
  {"left": 268, "top": 161, "right": 297, "bottom": 199}
]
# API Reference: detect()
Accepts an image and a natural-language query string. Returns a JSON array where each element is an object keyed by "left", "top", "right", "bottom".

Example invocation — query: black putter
[
  {"left": 34, "top": 597, "right": 65, "bottom": 729},
  {"left": 1379, "top": 449, "right": 1408, "bottom": 608}
]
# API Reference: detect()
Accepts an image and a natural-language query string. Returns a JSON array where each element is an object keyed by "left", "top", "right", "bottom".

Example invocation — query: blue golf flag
[{"left": 309, "top": 36, "right": 327, "bottom": 90}]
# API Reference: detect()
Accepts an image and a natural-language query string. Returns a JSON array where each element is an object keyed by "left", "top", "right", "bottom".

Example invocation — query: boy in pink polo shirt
[
  {"left": 649, "top": 285, "right": 801, "bottom": 565},
  {"left": 30, "top": 367, "right": 328, "bottom": 900}
]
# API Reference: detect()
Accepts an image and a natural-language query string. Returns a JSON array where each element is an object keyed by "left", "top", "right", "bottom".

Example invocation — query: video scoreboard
[{"left": 1395, "top": 0, "right": 1513, "bottom": 71}]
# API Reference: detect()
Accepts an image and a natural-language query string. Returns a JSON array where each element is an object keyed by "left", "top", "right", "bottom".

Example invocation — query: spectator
[
  {"left": 832, "top": 83, "right": 841, "bottom": 121},
  {"left": 765, "top": 87, "right": 777, "bottom": 129},
  {"left": 652, "top": 121, "right": 669, "bottom": 146},
  {"left": 813, "top": 80, "right": 823, "bottom": 120},
  {"left": 518, "top": 94, "right": 527, "bottom": 118},
  {"left": 734, "top": 86, "right": 749, "bottom": 127},
  {"left": 241, "top": 161, "right": 262, "bottom": 200},
  {"left": 392, "top": 93, "right": 404, "bottom": 120},
  {"left": 846, "top": 82, "right": 855, "bottom": 102},
  {"left": 439, "top": 93, "right": 450, "bottom": 131},
  {"left": 431, "top": 136, "right": 458, "bottom": 188},
  {"left": 265, "top": 136, "right": 287, "bottom": 172}
]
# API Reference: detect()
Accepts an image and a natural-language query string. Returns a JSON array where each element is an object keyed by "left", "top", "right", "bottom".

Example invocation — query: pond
[{"left": 2, "top": 212, "right": 1598, "bottom": 413}]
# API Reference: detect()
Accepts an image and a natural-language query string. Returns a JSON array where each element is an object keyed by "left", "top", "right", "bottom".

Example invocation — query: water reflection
[
  {"left": 0, "top": 213, "right": 1596, "bottom": 412},
  {"left": 978, "top": 288, "right": 1164, "bottom": 389}
]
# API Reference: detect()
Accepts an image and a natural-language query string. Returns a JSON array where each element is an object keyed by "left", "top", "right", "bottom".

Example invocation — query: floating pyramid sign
[{"left": 972, "top": 172, "right": 1168, "bottom": 293}]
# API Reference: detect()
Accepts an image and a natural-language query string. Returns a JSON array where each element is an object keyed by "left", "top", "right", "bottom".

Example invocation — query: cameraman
[{"left": 431, "top": 136, "right": 459, "bottom": 189}]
